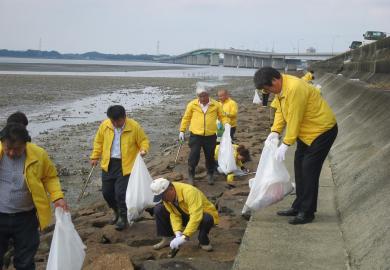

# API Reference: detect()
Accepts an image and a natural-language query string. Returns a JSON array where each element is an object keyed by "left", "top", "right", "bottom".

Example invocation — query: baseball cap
[{"left": 150, "top": 178, "right": 170, "bottom": 203}]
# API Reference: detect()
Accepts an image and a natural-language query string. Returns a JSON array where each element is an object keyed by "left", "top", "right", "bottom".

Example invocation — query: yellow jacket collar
[
  {"left": 173, "top": 182, "right": 184, "bottom": 203},
  {"left": 0, "top": 142, "right": 38, "bottom": 168},
  {"left": 106, "top": 118, "right": 133, "bottom": 132}
]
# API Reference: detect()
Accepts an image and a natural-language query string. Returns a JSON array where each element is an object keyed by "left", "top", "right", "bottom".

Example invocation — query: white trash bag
[
  {"left": 252, "top": 90, "right": 262, "bottom": 104},
  {"left": 46, "top": 208, "right": 86, "bottom": 270},
  {"left": 242, "top": 138, "right": 293, "bottom": 214},
  {"left": 125, "top": 153, "right": 155, "bottom": 224},
  {"left": 217, "top": 125, "right": 238, "bottom": 174}
]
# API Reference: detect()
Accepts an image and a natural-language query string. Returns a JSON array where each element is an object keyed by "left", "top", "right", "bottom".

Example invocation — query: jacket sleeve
[
  {"left": 165, "top": 203, "right": 184, "bottom": 233},
  {"left": 90, "top": 123, "right": 104, "bottom": 160},
  {"left": 182, "top": 190, "right": 204, "bottom": 237},
  {"left": 41, "top": 151, "right": 64, "bottom": 202},
  {"left": 136, "top": 124, "right": 150, "bottom": 153},
  {"left": 270, "top": 98, "right": 286, "bottom": 134},
  {"left": 180, "top": 103, "right": 193, "bottom": 132},
  {"left": 283, "top": 87, "right": 308, "bottom": 145},
  {"left": 217, "top": 103, "right": 229, "bottom": 125}
]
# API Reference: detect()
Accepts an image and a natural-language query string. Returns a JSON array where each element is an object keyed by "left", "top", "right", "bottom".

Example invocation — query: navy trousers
[{"left": 154, "top": 203, "right": 214, "bottom": 245}]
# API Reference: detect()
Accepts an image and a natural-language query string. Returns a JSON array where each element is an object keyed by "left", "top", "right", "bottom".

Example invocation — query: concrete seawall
[
  {"left": 311, "top": 37, "right": 390, "bottom": 85},
  {"left": 317, "top": 74, "right": 390, "bottom": 269},
  {"left": 312, "top": 38, "right": 390, "bottom": 269}
]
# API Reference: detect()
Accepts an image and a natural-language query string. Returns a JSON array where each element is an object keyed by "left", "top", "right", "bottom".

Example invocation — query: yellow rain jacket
[
  {"left": 0, "top": 143, "right": 64, "bottom": 230},
  {"left": 270, "top": 74, "right": 336, "bottom": 146},
  {"left": 180, "top": 98, "right": 228, "bottom": 136},
  {"left": 219, "top": 98, "right": 238, "bottom": 127},
  {"left": 302, "top": 72, "right": 313, "bottom": 82},
  {"left": 90, "top": 118, "right": 150, "bottom": 175},
  {"left": 214, "top": 144, "right": 243, "bottom": 168},
  {"left": 163, "top": 182, "right": 219, "bottom": 237}
]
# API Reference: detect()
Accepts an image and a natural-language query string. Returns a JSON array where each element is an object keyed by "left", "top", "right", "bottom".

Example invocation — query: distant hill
[{"left": 0, "top": 49, "right": 170, "bottom": 61}]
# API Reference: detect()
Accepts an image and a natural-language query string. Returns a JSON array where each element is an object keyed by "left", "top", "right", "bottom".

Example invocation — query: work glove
[
  {"left": 174, "top": 231, "right": 182, "bottom": 237},
  {"left": 224, "top": 123, "right": 231, "bottom": 129},
  {"left": 266, "top": 132, "right": 279, "bottom": 143},
  {"left": 170, "top": 235, "right": 186, "bottom": 249},
  {"left": 179, "top": 132, "right": 185, "bottom": 142},
  {"left": 275, "top": 143, "right": 289, "bottom": 162}
]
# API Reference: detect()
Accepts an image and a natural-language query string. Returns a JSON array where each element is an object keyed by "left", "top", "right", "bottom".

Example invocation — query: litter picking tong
[
  {"left": 77, "top": 165, "right": 96, "bottom": 202},
  {"left": 174, "top": 141, "right": 184, "bottom": 165}
]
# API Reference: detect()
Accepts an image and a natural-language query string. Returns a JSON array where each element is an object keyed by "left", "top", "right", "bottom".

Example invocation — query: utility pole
[{"left": 156, "top": 40, "right": 160, "bottom": 55}]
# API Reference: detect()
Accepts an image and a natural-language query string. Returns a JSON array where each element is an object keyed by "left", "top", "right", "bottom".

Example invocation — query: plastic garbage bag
[
  {"left": 125, "top": 153, "right": 155, "bottom": 224},
  {"left": 217, "top": 125, "right": 238, "bottom": 174},
  {"left": 252, "top": 90, "right": 262, "bottom": 104},
  {"left": 242, "top": 138, "right": 293, "bottom": 214},
  {"left": 46, "top": 208, "right": 86, "bottom": 270}
]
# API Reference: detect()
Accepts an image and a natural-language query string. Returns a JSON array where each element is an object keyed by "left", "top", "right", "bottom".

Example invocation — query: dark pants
[
  {"left": 154, "top": 203, "right": 214, "bottom": 245},
  {"left": 292, "top": 125, "right": 338, "bottom": 214},
  {"left": 230, "top": 127, "right": 236, "bottom": 142},
  {"left": 0, "top": 210, "right": 39, "bottom": 270},
  {"left": 188, "top": 133, "right": 217, "bottom": 175},
  {"left": 102, "top": 159, "right": 130, "bottom": 217},
  {"left": 262, "top": 93, "right": 269, "bottom": 106}
]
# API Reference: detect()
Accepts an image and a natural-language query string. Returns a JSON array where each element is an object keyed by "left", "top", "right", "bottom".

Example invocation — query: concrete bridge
[{"left": 156, "top": 48, "right": 335, "bottom": 70}]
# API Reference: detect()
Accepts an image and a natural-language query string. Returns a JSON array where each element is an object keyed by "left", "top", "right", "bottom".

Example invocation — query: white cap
[
  {"left": 150, "top": 178, "right": 170, "bottom": 202},
  {"left": 196, "top": 86, "right": 208, "bottom": 95}
]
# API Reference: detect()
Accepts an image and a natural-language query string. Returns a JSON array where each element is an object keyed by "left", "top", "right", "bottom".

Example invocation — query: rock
[
  {"left": 141, "top": 258, "right": 232, "bottom": 270},
  {"left": 83, "top": 253, "right": 134, "bottom": 270}
]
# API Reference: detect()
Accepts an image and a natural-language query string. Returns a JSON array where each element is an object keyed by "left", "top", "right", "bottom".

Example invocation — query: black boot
[
  {"left": 188, "top": 166, "right": 195, "bottom": 185},
  {"left": 109, "top": 208, "right": 119, "bottom": 225},
  {"left": 115, "top": 215, "right": 128, "bottom": 231},
  {"left": 207, "top": 173, "right": 214, "bottom": 185}
]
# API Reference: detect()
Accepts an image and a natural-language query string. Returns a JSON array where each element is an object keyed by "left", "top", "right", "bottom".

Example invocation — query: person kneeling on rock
[{"left": 150, "top": 178, "right": 218, "bottom": 252}]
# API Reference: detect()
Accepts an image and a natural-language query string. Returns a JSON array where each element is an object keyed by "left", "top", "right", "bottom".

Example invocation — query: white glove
[
  {"left": 179, "top": 132, "right": 185, "bottom": 142},
  {"left": 174, "top": 231, "right": 182, "bottom": 237},
  {"left": 224, "top": 123, "right": 231, "bottom": 129},
  {"left": 266, "top": 132, "right": 279, "bottom": 142},
  {"left": 275, "top": 143, "right": 289, "bottom": 161},
  {"left": 170, "top": 235, "right": 186, "bottom": 249}
]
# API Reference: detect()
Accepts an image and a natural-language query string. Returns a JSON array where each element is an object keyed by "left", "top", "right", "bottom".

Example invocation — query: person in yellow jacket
[
  {"left": 150, "top": 178, "right": 218, "bottom": 252},
  {"left": 179, "top": 87, "right": 228, "bottom": 185},
  {"left": 254, "top": 67, "right": 337, "bottom": 225},
  {"left": 301, "top": 70, "right": 315, "bottom": 83},
  {"left": 90, "top": 105, "right": 149, "bottom": 230},
  {"left": 0, "top": 123, "right": 67, "bottom": 269},
  {"left": 214, "top": 144, "right": 251, "bottom": 185},
  {"left": 217, "top": 89, "right": 238, "bottom": 140}
]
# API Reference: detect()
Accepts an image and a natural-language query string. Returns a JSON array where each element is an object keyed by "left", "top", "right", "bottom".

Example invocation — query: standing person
[
  {"left": 0, "top": 123, "right": 68, "bottom": 269},
  {"left": 217, "top": 89, "right": 238, "bottom": 140},
  {"left": 254, "top": 67, "right": 337, "bottom": 225},
  {"left": 301, "top": 70, "right": 315, "bottom": 83},
  {"left": 150, "top": 178, "right": 218, "bottom": 251},
  {"left": 179, "top": 87, "right": 228, "bottom": 185},
  {"left": 90, "top": 105, "right": 149, "bottom": 230}
]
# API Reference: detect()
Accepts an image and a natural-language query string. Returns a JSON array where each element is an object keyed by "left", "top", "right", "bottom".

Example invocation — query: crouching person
[
  {"left": 150, "top": 178, "right": 218, "bottom": 251},
  {"left": 0, "top": 123, "right": 68, "bottom": 269}
]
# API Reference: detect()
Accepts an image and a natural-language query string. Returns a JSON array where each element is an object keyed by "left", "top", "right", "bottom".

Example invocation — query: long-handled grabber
[{"left": 77, "top": 165, "right": 96, "bottom": 202}]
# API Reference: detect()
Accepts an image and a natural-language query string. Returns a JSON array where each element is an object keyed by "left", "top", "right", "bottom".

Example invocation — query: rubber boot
[
  {"left": 188, "top": 167, "right": 195, "bottom": 185},
  {"left": 115, "top": 215, "right": 128, "bottom": 231},
  {"left": 109, "top": 208, "right": 119, "bottom": 225},
  {"left": 207, "top": 173, "right": 214, "bottom": 185}
]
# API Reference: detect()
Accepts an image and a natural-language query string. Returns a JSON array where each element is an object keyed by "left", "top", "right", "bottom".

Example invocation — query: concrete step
[{"left": 233, "top": 149, "right": 348, "bottom": 270}]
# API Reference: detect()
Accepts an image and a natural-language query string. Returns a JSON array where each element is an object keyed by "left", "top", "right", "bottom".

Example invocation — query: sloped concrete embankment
[
  {"left": 316, "top": 73, "right": 390, "bottom": 269},
  {"left": 311, "top": 37, "right": 390, "bottom": 86}
]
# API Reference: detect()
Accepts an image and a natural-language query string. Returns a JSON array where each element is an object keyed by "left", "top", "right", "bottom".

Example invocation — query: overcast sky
[{"left": 0, "top": 0, "right": 389, "bottom": 55}]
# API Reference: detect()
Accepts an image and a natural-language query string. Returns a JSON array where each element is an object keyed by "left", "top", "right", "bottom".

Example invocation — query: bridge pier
[
  {"left": 196, "top": 54, "right": 210, "bottom": 65},
  {"left": 210, "top": 53, "right": 219, "bottom": 66},
  {"left": 223, "top": 54, "right": 239, "bottom": 67},
  {"left": 271, "top": 58, "right": 286, "bottom": 70}
]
